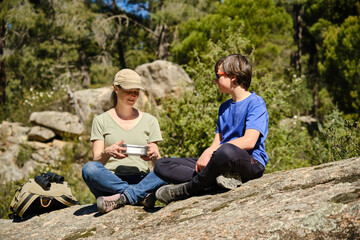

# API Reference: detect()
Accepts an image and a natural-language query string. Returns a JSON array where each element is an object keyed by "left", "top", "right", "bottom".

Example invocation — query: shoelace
[{"left": 104, "top": 198, "right": 121, "bottom": 208}]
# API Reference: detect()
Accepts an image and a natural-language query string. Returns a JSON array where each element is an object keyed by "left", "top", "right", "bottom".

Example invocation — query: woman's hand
[
  {"left": 104, "top": 140, "right": 128, "bottom": 159},
  {"left": 141, "top": 142, "right": 160, "bottom": 162}
]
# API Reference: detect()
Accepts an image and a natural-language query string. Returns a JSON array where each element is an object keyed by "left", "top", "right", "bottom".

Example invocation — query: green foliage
[
  {"left": 16, "top": 144, "right": 36, "bottom": 168},
  {"left": 0, "top": 180, "right": 21, "bottom": 219},
  {"left": 302, "top": 0, "right": 360, "bottom": 120},
  {"left": 266, "top": 122, "right": 312, "bottom": 172},
  {"left": 4, "top": 86, "right": 69, "bottom": 124},
  {"left": 172, "top": 0, "right": 294, "bottom": 75},
  {"left": 318, "top": 16, "right": 360, "bottom": 119},
  {"left": 286, "top": 74, "right": 314, "bottom": 117},
  {"left": 306, "top": 110, "right": 360, "bottom": 164},
  {"left": 317, "top": 88, "right": 335, "bottom": 121}
]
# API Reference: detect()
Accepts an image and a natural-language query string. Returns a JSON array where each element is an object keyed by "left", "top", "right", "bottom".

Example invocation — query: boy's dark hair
[{"left": 216, "top": 54, "right": 252, "bottom": 90}]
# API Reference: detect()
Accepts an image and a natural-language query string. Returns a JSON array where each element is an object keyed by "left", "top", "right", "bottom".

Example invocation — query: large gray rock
[
  {"left": 1, "top": 157, "right": 359, "bottom": 239},
  {"left": 73, "top": 86, "right": 113, "bottom": 123},
  {"left": 29, "top": 111, "right": 84, "bottom": 135},
  {"left": 135, "top": 60, "right": 193, "bottom": 103}
]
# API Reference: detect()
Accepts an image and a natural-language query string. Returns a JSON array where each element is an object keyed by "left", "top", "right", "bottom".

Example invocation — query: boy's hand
[{"left": 196, "top": 148, "right": 213, "bottom": 173}]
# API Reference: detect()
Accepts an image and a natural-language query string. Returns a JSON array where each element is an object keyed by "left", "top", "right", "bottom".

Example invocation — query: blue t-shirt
[{"left": 216, "top": 92, "right": 269, "bottom": 167}]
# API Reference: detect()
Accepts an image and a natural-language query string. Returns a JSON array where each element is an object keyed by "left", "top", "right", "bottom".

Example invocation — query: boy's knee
[
  {"left": 214, "top": 143, "right": 238, "bottom": 160},
  {"left": 153, "top": 158, "right": 165, "bottom": 177},
  {"left": 154, "top": 158, "right": 173, "bottom": 178}
]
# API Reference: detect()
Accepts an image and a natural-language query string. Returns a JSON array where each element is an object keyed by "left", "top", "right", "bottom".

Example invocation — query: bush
[
  {"left": 306, "top": 109, "right": 360, "bottom": 165},
  {"left": 266, "top": 121, "right": 312, "bottom": 173}
]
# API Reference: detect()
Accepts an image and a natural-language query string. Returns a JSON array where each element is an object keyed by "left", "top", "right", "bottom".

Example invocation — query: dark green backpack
[{"left": 10, "top": 178, "right": 79, "bottom": 218}]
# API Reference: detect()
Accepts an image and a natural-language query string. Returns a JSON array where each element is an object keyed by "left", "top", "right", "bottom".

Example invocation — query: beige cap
[{"left": 113, "top": 69, "right": 144, "bottom": 90}]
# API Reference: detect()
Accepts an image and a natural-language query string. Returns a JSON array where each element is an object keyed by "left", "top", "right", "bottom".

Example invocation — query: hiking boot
[
  {"left": 97, "top": 193, "right": 126, "bottom": 213},
  {"left": 216, "top": 173, "right": 242, "bottom": 190},
  {"left": 139, "top": 192, "right": 156, "bottom": 209},
  {"left": 155, "top": 183, "right": 190, "bottom": 204}
]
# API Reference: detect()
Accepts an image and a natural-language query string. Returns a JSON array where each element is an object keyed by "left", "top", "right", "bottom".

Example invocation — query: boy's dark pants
[{"left": 154, "top": 143, "right": 265, "bottom": 194}]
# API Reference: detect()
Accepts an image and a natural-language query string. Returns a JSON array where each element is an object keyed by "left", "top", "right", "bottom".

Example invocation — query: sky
[{"left": 115, "top": 0, "right": 149, "bottom": 18}]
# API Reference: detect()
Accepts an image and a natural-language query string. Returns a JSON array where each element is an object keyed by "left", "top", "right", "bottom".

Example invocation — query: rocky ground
[{"left": 1, "top": 157, "right": 359, "bottom": 240}]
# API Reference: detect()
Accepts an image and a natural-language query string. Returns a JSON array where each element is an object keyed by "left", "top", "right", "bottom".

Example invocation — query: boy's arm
[
  {"left": 227, "top": 129, "right": 260, "bottom": 150},
  {"left": 196, "top": 133, "right": 222, "bottom": 173},
  {"left": 196, "top": 129, "right": 260, "bottom": 173}
]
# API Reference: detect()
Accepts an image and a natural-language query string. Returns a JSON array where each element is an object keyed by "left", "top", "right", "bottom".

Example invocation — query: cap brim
[{"left": 118, "top": 82, "right": 145, "bottom": 91}]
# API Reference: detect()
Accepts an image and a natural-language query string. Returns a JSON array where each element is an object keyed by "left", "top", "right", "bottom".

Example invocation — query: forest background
[{"left": 0, "top": 0, "right": 359, "bottom": 218}]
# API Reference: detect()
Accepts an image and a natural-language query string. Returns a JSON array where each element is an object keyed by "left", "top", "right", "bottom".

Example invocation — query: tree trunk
[
  {"left": 112, "top": 0, "right": 126, "bottom": 68},
  {"left": 291, "top": 4, "right": 303, "bottom": 75},
  {"left": 0, "top": 20, "right": 6, "bottom": 105},
  {"left": 156, "top": 24, "right": 170, "bottom": 60},
  {"left": 79, "top": 49, "right": 90, "bottom": 88},
  {"left": 117, "top": 40, "right": 126, "bottom": 69}
]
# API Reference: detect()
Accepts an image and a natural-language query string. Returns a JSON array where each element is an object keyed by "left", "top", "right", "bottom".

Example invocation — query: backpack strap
[
  {"left": 54, "top": 195, "right": 79, "bottom": 206},
  {"left": 14, "top": 193, "right": 39, "bottom": 218}
]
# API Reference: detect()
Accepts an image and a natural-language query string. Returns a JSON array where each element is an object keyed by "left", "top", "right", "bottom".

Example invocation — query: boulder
[
  {"left": 29, "top": 111, "right": 84, "bottom": 136},
  {"left": 0, "top": 121, "right": 30, "bottom": 144},
  {"left": 0, "top": 144, "right": 22, "bottom": 183},
  {"left": 73, "top": 86, "right": 113, "bottom": 123},
  {"left": 27, "top": 126, "right": 56, "bottom": 142},
  {"left": 135, "top": 60, "right": 193, "bottom": 105},
  {"left": 1, "top": 157, "right": 359, "bottom": 239}
]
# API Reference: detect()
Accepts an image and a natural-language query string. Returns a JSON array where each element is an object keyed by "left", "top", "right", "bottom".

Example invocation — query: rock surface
[
  {"left": 28, "top": 126, "right": 56, "bottom": 142},
  {"left": 1, "top": 157, "right": 359, "bottom": 240},
  {"left": 135, "top": 60, "right": 193, "bottom": 104},
  {"left": 0, "top": 121, "right": 70, "bottom": 183},
  {"left": 73, "top": 86, "right": 113, "bottom": 122},
  {"left": 29, "top": 111, "right": 84, "bottom": 136}
]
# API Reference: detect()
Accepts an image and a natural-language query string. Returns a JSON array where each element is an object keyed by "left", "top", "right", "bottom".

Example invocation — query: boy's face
[{"left": 215, "top": 66, "right": 233, "bottom": 93}]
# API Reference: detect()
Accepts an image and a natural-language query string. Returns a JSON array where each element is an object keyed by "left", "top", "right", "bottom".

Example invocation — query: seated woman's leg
[
  {"left": 82, "top": 161, "right": 130, "bottom": 198},
  {"left": 123, "top": 171, "right": 167, "bottom": 205},
  {"left": 154, "top": 157, "right": 197, "bottom": 184}
]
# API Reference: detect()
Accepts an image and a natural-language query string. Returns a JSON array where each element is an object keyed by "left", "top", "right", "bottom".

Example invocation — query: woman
[{"left": 82, "top": 69, "right": 167, "bottom": 212}]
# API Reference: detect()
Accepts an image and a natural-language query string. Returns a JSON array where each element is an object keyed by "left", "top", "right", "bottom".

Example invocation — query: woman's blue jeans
[{"left": 82, "top": 161, "right": 167, "bottom": 205}]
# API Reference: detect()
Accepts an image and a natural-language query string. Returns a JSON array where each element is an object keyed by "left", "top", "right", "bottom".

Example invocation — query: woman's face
[{"left": 115, "top": 86, "right": 140, "bottom": 106}]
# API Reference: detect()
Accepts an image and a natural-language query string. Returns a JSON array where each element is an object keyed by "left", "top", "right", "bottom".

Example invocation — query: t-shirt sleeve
[
  {"left": 246, "top": 99, "right": 268, "bottom": 137},
  {"left": 90, "top": 116, "right": 105, "bottom": 142},
  {"left": 148, "top": 116, "right": 163, "bottom": 143}
]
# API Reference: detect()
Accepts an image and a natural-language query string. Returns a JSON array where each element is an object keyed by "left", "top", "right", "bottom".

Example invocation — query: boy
[{"left": 154, "top": 54, "right": 269, "bottom": 204}]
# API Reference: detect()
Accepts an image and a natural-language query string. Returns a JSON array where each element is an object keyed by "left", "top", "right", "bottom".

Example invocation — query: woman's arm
[
  {"left": 141, "top": 142, "right": 161, "bottom": 170},
  {"left": 92, "top": 139, "right": 127, "bottom": 165}
]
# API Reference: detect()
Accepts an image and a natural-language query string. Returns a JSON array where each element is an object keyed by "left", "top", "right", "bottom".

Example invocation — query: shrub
[{"left": 306, "top": 109, "right": 360, "bottom": 165}]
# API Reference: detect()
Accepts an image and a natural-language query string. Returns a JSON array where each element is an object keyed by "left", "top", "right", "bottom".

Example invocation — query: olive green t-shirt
[{"left": 90, "top": 111, "right": 163, "bottom": 175}]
